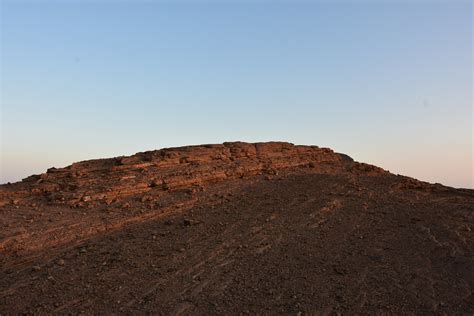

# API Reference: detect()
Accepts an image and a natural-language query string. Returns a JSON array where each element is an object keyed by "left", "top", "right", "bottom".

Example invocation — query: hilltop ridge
[
  {"left": 1, "top": 142, "right": 385, "bottom": 208},
  {"left": 0, "top": 142, "right": 472, "bottom": 314}
]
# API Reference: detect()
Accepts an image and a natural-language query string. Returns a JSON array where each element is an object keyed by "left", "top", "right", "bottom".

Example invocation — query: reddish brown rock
[{"left": 0, "top": 142, "right": 472, "bottom": 314}]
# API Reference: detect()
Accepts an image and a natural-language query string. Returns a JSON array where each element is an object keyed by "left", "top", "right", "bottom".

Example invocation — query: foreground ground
[{"left": 0, "top": 142, "right": 473, "bottom": 314}]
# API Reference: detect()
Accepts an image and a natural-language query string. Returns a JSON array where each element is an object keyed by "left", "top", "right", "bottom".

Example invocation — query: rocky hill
[{"left": 0, "top": 142, "right": 472, "bottom": 314}]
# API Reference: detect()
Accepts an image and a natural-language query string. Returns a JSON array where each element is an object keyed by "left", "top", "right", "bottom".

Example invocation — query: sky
[{"left": 1, "top": 0, "right": 472, "bottom": 188}]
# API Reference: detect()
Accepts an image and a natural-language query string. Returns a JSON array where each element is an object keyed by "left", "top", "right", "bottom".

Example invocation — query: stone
[
  {"left": 121, "top": 202, "right": 131, "bottom": 209},
  {"left": 1, "top": 142, "right": 355, "bottom": 210},
  {"left": 183, "top": 218, "right": 199, "bottom": 226}
]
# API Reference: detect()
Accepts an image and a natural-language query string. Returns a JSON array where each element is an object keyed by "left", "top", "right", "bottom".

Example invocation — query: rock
[
  {"left": 148, "top": 180, "right": 159, "bottom": 188},
  {"left": 185, "top": 188, "right": 197, "bottom": 195},
  {"left": 0, "top": 140, "right": 471, "bottom": 314},
  {"left": 1, "top": 142, "right": 354, "bottom": 212},
  {"left": 337, "top": 153, "right": 354, "bottom": 162},
  {"left": 183, "top": 217, "right": 202, "bottom": 227},
  {"left": 140, "top": 196, "right": 152, "bottom": 203},
  {"left": 0, "top": 141, "right": 389, "bottom": 276},
  {"left": 183, "top": 218, "right": 195, "bottom": 226},
  {"left": 121, "top": 202, "right": 131, "bottom": 209}
]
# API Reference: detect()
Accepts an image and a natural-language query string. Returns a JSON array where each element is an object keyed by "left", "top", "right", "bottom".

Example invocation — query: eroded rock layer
[
  {"left": 1, "top": 141, "right": 389, "bottom": 210},
  {"left": 1, "top": 142, "right": 375, "bottom": 254},
  {"left": 2, "top": 142, "right": 365, "bottom": 206}
]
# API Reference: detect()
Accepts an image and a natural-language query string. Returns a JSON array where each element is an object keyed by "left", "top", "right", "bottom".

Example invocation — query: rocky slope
[{"left": 0, "top": 142, "right": 472, "bottom": 314}]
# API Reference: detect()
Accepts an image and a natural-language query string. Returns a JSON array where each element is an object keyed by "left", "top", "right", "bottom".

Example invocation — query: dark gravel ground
[{"left": 1, "top": 171, "right": 473, "bottom": 314}]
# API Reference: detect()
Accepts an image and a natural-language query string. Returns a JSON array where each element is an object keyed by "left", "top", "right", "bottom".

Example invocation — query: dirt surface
[{"left": 0, "top": 142, "right": 473, "bottom": 314}]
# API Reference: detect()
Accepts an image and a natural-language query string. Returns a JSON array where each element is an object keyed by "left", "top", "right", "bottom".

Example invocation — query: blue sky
[{"left": 1, "top": 0, "right": 472, "bottom": 188}]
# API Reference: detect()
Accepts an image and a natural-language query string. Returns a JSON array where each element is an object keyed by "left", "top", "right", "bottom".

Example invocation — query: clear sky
[{"left": 1, "top": 0, "right": 472, "bottom": 188}]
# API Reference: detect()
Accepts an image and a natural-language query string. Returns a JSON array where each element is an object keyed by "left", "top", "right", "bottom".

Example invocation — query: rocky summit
[{"left": 0, "top": 142, "right": 473, "bottom": 314}]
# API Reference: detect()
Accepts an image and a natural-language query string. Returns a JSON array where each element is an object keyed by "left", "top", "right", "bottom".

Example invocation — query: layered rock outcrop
[
  {"left": 0, "top": 142, "right": 384, "bottom": 208},
  {"left": 0, "top": 142, "right": 387, "bottom": 256}
]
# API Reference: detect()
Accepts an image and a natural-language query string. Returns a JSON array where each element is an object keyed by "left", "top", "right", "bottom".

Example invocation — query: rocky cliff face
[
  {"left": 0, "top": 141, "right": 388, "bottom": 259},
  {"left": 0, "top": 141, "right": 385, "bottom": 208}
]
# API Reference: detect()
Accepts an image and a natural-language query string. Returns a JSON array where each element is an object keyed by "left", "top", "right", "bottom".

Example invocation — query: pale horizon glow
[{"left": 1, "top": 1, "right": 473, "bottom": 188}]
